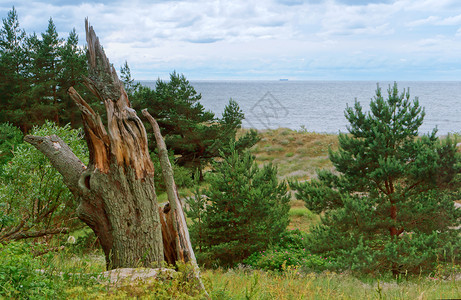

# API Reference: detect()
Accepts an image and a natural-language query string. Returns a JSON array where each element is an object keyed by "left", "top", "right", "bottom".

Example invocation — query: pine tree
[
  {"left": 130, "top": 71, "right": 259, "bottom": 179},
  {"left": 27, "top": 18, "right": 62, "bottom": 125},
  {"left": 58, "top": 28, "right": 93, "bottom": 127},
  {"left": 0, "top": 7, "right": 27, "bottom": 128},
  {"left": 0, "top": 9, "right": 93, "bottom": 132},
  {"left": 187, "top": 145, "right": 290, "bottom": 266},
  {"left": 120, "top": 60, "right": 140, "bottom": 95},
  {"left": 290, "top": 83, "right": 461, "bottom": 275}
]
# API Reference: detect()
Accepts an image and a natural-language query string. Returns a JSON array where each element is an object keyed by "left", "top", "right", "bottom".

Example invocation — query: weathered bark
[
  {"left": 143, "top": 109, "right": 207, "bottom": 295},
  {"left": 142, "top": 109, "right": 189, "bottom": 262},
  {"left": 25, "top": 19, "right": 163, "bottom": 269}
]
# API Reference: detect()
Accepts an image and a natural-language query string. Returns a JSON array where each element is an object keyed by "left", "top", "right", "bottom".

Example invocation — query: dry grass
[
  {"left": 249, "top": 128, "right": 338, "bottom": 181},
  {"left": 245, "top": 128, "right": 339, "bottom": 231},
  {"left": 204, "top": 268, "right": 461, "bottom": 300},
  {"left": 287, "top": 199, "right": 320, "bottom": 232}
]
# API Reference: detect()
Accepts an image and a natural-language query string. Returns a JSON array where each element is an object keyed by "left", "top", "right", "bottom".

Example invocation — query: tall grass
[{"left": 205, "top": 268, "right": 460, "bottom": 300}]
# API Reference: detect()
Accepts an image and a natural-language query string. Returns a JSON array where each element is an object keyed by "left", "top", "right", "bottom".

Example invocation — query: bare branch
[
  {"left": 0, "top": 218, "right": 28, "bottom": 242},
  {"left": 142, "top": 109, "right": 207, "bottom": 296},
  {"left": 24, "top": 135, "right": 86, "bottom": 195},
  {"left": 5, "top": 227, "right": 69, "bottom": 241}
]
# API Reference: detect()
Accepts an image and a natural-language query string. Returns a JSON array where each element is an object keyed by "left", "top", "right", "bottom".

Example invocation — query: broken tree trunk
[
  {"left": 25, "top": 19, "right": 163, "bottom": 269},
  {"left": 142, "top": 109, "right": 207, "bottom": 294}
]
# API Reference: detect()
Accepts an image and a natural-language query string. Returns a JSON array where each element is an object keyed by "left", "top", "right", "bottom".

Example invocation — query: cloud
[
  {"left": 1, "top": 0, "right": 460, "bottom": 80},
  {"left": 437, "top": 14, "right": 461, "bottom": 25},
  {"left": 275, "top": 0, "right": 322, "bottom": 5},
  {"left": 406, "top": 16, "right": 439, "bottom": 27},
  {"left": 335, "top": 0, "right": 393, "bottom": 5},
  {"left": 186, "top": 37, "right": 223, "bottom": 43}
]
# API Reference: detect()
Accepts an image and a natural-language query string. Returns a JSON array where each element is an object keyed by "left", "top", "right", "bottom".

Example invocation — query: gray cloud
[
  {"left": 0, "top": 0, "right": 460, "bottom": 80},
  {"left": 186, "top": 37, "right": 223, "bottom": 43}
]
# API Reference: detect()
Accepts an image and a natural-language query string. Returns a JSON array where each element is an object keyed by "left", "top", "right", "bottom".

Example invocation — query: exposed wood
[
  {"left": 25, "top": 19, "right": 164, "bottom": 269},
  {"left": 68, "top": 87, "right": 110, "bottom": 173},
  {"left": 158, "top": 203, "right": 178, "bottom": 265},
  {"left": 142, "top": 109, "right": 208, "bottom": 296},
  {"left": 24, "top": 18, "right": 207, "bottom": 294}
]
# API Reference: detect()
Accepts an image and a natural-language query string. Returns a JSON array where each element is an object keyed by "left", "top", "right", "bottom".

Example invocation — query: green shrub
[
  {"left": 0, "top": 121, "right": 87, "bottom": 243},
  {"left": 244, "top": 230, "right": 335, "bottom": 272},
  {"left": 0, "top": 242, "right": 62, "bottom": 299}
]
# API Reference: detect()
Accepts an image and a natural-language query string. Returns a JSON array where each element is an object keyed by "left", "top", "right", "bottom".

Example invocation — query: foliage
[
  {"left": 0, "top": 121, "right": 87, "bottom": 242},
  {"left": 120, "top": 60, "right": 140, "bottom": 96},
  {"left": 184, "top": 178, "right": 208, "bottom": 252},
  {"left": 0, "top": 122, "right": 23, "bottom": 173},
  {"left": 0, "top": 242, "right": 109, "bottom": 299},
  {"left": 186, "top": 145, "right": 290, "bottom": 266},
  {"left": 1, "top": 245, "right": 460, "bottom": 299},
  {"left": 290, "top": 82, "right": 461, "bottom": 275},
  {"left": 66, "top": 227, "right": 100, "bottom": 254},
  {"left": 0, "top": 8, "right": 96, "bottom": 132},
  {"left": 244, "top": 229, "right": 335, "bottom": 272},
  {"left": 129, "top": 71, "right": 259, "bottom": 178},
  {"left": 0, "top": 242, "right": 63, "bottom": 299},
  {"left": 150, "top": 149, "right": 193, "bottom": 194}
]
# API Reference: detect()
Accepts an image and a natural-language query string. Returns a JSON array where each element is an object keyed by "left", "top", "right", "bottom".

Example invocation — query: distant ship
[{"left": 279, "top": 79, "right": 289, "bottom": 81}]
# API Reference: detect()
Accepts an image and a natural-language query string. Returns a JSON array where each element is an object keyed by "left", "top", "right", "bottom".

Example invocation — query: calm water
[{"left": 141, "top": 81, "right": 461, "bottom": 135}]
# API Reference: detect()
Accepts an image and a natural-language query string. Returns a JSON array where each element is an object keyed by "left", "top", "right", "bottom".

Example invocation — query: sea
[{"left": 140, "top": 80, "right": 461, "bottom": 136}]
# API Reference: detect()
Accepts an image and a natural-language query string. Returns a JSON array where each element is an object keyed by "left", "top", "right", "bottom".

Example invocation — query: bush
[
  {"left": 244, "top": 229, "right": 335, "bottom": 272},
  {"left": 0, "top": 121, "right": 87, "bottom": 243},
  {"left": 0, "top": 242, "right": 62, "bottom": 299}
]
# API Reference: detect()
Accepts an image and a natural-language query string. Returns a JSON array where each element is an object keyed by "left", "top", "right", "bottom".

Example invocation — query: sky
[{"left": 1, "top": 0, "right": 461, "bottom": 80}]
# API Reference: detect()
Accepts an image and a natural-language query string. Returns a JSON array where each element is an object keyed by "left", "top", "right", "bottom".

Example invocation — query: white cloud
[
  {"left": 406, "top": 16, "right": 439, "bottom": 27},
  {"left": 437, "top": 14, "right": 461, "bottom": 25},
  {"left": 1, "top": 0, "right": 460, "bottom": 80}
]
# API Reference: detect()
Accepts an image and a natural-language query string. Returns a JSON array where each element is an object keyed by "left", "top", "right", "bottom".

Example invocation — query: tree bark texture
[
  {"left": 142, "top": 109, "right": 191, "bottom": 263},
  {"left": 25, "top": 19, "right": 163, "bottom": 269},
  {"left": 142, "top": 109, "right": 207, "bottom": 294}
]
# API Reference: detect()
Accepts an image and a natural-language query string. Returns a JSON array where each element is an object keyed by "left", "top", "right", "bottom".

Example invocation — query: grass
[
  {"left": 204, "top": 268, "right": 461, "bottom": 299},
  {"left": 4, "top": 128, "right": 459, "bottom": 299},
  {"left": 249, "top": 128, "right": 338, "bottom": 180},
  {"left": 287, "top": 199, "right": 320, "bottom": 232},
  {"left": 16, "top": 250, "right": 458, "bottom": 299}
]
